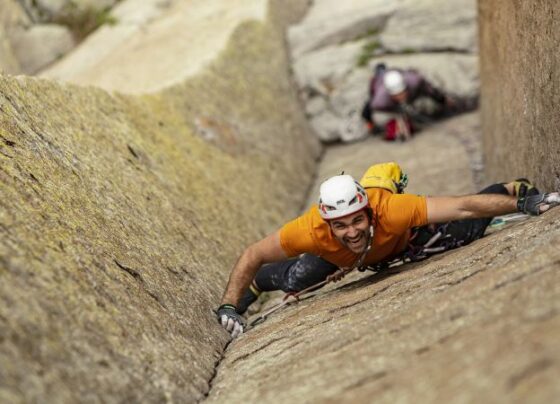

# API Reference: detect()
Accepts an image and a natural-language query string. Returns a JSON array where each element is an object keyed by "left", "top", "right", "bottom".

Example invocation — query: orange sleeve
[
  {"left": 279, "top": 211, "right": 319, "bottom": 257},
  {"left": 381, "top": 194, "right": 428, "bottom": 233}
]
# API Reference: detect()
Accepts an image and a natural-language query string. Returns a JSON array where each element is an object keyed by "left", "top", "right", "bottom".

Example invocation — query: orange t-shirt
[{"left": 279, "top": 188, "right": 428, "bottom": 268}]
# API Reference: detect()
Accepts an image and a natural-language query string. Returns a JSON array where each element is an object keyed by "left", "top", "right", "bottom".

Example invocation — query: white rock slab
[
  {"left": 292, "top": 40, "right": 365, "bottom": 94},
  {"left": 310, "top": 109, "right": 345, "bottom": 143},
  {"left": 41, "top": 0, "right": 268, "bottom": 94}
]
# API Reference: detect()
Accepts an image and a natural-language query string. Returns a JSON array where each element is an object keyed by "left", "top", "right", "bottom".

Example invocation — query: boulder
[
  {"left": 22, "top": 0, "right": 119, "bottom": 20},
  {"left": 292, "top": 40, "right": 365, "bottom": 95},
  {"left": 0, "top": 28, "right": 21, "bottom": 74},
  {"left": 41, "top": 0, "right": 270, "bottom": 94},
  {"left": 309, "top": 109, "right": 346, "bottom": 143},
  {"left": 0, "top": 0, "right": 32, "bottom": 74},
  {"left": 11, "top": 23, "right": 75, "bottom": 74},
  {"left": 34, "top": 0, "right": 68, "bottom": 16},
  {"left": 288, "top": 0, "right": 396, "bottom": 58},
  {"left": 380, "top": 0, "right": 478, "bottom": 53}
]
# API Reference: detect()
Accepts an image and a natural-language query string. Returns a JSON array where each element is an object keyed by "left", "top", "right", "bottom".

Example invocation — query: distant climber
[
  {"left": 216, "top": 162, "right": 560, "bottom": 338},
  {"left": 361, "top": 64, "right": 476, "bottom": 141}
]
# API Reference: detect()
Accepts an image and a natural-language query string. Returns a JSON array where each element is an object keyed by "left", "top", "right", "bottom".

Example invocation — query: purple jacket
[{"left": 368, "top": 69, "right": 446, "bottom": 112}]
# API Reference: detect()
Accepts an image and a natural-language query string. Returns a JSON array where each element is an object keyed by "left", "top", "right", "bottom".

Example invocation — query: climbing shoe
[{"left": 512, "top": 178, "right": 539, "bottom": 198}]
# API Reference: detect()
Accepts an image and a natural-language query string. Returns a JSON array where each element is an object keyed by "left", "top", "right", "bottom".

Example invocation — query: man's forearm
[
  {"left": 427, "top": 193, "right": 518, "bottom": 223},
  {"left": 459, "top": 193, "right": 517, "bottom": 219},
  {"left": 220, "top": 247, "right": 262, "bottom": 307}
]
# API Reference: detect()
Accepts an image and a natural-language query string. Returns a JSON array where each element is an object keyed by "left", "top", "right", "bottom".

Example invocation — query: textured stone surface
[
  {"left": 479, "top": 0, "right": 560, "bottom": 192},
  {"left": 0, "top": 0, "right": 30, "bottom": 74},
  {"left": 294, "top": 49, "right": 479, "bottom": 142},
  {"left": 34, "top": 0, "right": 118, "bottom": 17},
  {"left": 0, "top": 1, "right": 319, "bottom": 401},
  {"left": 0, "top": 27, "right": 20, "bottom": 74},
  {"left": 11, "top": 23, "right": 75, "bottom": 74},
  {"left": 380, "top": 0, "right": 478, "bottom": 53},
  {"left": 208, "top": 210, "right": 560, "bottom": 403},
  {"left": 306, "top": 112, "right": 482, "bottom": 208},
  {"left": 205, "top": 112, "right": 560, "bottom": 403},
  {"left": 288, "top": 0, "right": 479, "bottom": 143},
  {"left": 41, "top": 0, "right": 270, "bottom": 94},
  {"left": 288, "top": 0, "right": 396, "bottom": 58}
]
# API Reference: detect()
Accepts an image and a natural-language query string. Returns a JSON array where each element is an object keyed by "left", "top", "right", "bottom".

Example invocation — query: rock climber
[
  {"left": 216, "top": 163, "right": 560, "bottom": 338},
  {"left": 360, "top": 64, "right": 474, "bottom": 141}
]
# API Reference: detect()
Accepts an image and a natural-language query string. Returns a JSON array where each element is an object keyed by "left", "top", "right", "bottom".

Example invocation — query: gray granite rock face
[
  {"left": 288, "top": 0, "right": 479, "bottom": 143},
  {"left": 479, "top": 0, "right": 560, "bottom": 193},
  {"left": 380, "top": 0, "right": 477, "bottom": 53},
  {"left": 288, "top": 0, "right": 397, "bottom": 59}
]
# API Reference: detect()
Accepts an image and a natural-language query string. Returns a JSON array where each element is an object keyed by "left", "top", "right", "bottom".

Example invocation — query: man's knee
[{"left": 286, "top": 254, "right": 338, "bottom": 292}]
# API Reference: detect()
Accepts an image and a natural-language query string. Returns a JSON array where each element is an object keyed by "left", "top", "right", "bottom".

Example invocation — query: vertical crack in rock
[{"left": 200, "top": 339, "right": 233, "bottom": 402}]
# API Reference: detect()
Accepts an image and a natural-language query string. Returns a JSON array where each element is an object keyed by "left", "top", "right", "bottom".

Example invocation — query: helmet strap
[{"left": 350, "top": 222, "right": 374, "bottom": 271}]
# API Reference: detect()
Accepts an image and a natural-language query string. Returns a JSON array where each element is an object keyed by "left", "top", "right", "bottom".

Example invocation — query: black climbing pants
[{"left": 252, "top": 182, "right": 509, "bottom": 294}]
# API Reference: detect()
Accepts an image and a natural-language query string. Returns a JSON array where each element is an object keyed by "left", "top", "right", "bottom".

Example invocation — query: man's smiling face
[{"left": 328, "top": 209, "right": 370, "bottom": 254}]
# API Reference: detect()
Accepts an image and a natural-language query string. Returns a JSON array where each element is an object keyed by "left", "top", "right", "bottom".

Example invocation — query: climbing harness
[{"left": 359, "top": 223, "right": 463, "bottom": 273}]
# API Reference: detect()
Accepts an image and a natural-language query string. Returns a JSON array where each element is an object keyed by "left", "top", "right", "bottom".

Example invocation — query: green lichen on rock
[{"left": 0, "top": 1, "right": 318, "bottom": 401}]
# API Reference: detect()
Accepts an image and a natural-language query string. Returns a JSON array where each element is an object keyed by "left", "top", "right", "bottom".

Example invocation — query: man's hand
[
  {"left": 216, "top": 304, "right": 245, "bottom": 338},
  {"left": 517, "top": 192, "right": 560, "bottom": 216}
]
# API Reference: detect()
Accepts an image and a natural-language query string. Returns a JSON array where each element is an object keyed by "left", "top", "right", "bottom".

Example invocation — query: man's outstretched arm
[
  {"left": 221, "top": 230, "right": 287, "bottom": 306},
  {"left": 217, "top": 230, "right": 287, "bottom": 338},
  {"left": 426, "top": 192, "right": 560, "bottom": 224}
]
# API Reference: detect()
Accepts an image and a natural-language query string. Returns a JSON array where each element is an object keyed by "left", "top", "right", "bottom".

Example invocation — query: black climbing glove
[
  {"left": 216, "top": 304, "right": 245, "bottom": 338},
  {"left": 517, "top": 192, "right": 560, "bottom": 216}
]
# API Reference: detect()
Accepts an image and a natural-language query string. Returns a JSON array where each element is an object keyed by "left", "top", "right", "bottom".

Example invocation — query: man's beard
[{"left": 341, "top": 230, "right": 367, "bottom": 253}]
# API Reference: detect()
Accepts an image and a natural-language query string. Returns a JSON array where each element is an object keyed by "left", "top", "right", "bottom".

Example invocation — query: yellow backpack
[{"left": 359, "top": 162, "right": 408, "bottom": 194}]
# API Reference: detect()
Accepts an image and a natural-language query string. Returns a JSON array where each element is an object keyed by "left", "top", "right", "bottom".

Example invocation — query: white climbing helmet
[
  {"left": 383, "top": 70, "right": 406, "bottom": 95},
  {"left": 318, "top": 174, "right": 369, "bottom": 220}
]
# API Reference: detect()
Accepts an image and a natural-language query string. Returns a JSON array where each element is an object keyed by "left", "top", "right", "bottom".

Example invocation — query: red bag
[{"left": 385, "top": 118, "right": 413, "bottom": 141}]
